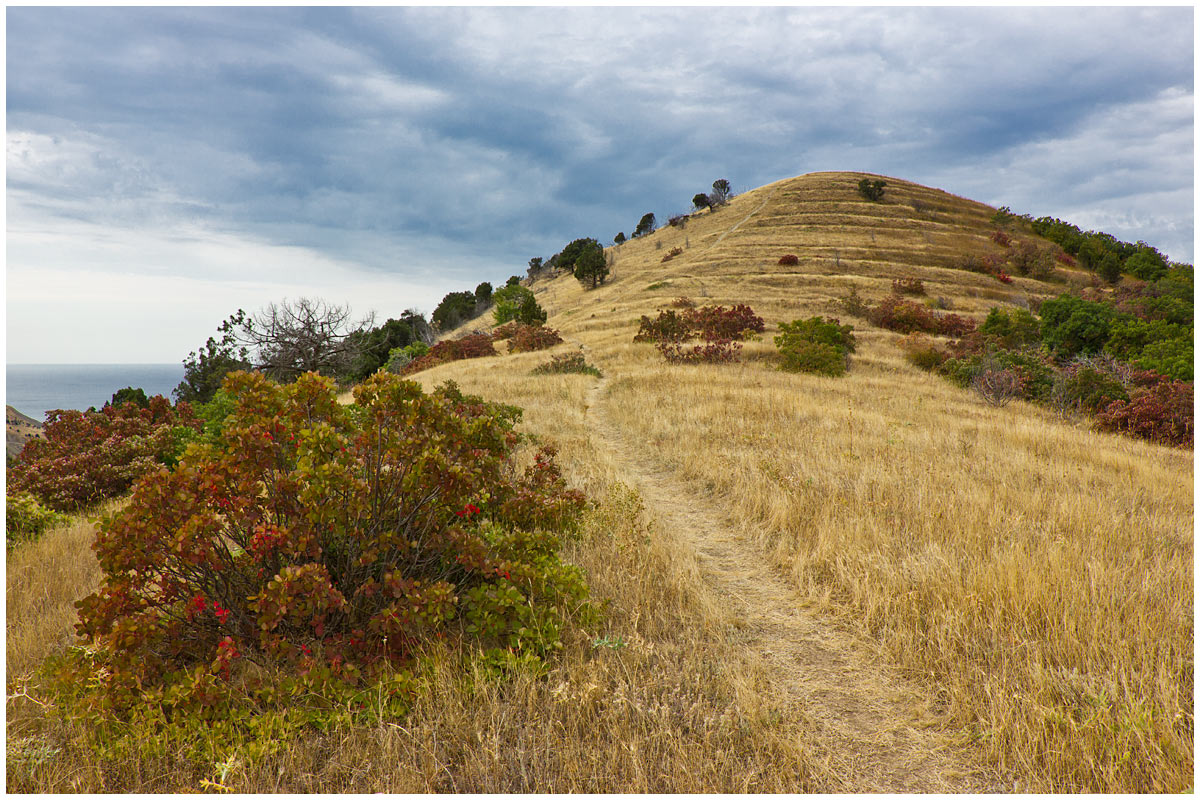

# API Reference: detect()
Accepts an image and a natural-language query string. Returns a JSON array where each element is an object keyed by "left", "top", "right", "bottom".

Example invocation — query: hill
[
  {"left": 399, "top": 172, "right": 1192, "bottom": 792},
  {"left": 7, "top": 172, "right": 1191, "bottom": 793},
  {"left": 6, "top": 405, "right": 44, "bottom": 461}
]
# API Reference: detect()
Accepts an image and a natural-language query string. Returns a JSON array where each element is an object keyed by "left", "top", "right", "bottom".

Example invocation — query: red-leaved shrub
[
  {"left": 508, "top": 324, "right": 563, "bottom": 353},
  {"left": 686, "top": 304, "right": 766, "bottom": 341},
  {"left": 1094, "top": 379, "right": 1193, "bottom": 447},
  {"left": 990, "top": 230, "right": 1012, "bottom": 247},
  {"left": 58, "top": 372, "right": 592, "bottom": 726},
  {"left": 657, "top": 339, "right": 742, "bottom": 364},
  {"left": 7, "top": 396, "right": 201, "bottom": 511},
  {"left": 778, "top": 254, "right": 799, "bottom": 266},
  {"left": 402, "top": 333, "right": 496, "bottom": 375}
]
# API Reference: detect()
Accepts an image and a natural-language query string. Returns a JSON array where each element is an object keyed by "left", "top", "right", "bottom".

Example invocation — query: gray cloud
[{"left": 6, "top": 6, "right": 1193, "bottom": 362}]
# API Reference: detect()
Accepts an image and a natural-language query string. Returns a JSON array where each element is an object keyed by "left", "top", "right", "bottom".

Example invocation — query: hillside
[
  {"left": 6, "top": 172, "right": 1191, "bottom": 793},
  {"left": 400, "top": 172, "right": 1193, "bottom": 791},
  {"left": 6, "top": 405, "right": 44, "bottom": 461}
]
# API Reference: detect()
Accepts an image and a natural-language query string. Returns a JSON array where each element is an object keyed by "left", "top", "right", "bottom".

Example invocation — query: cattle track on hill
[{"left": 577, "top": 359, "right": 1001, "bottom": 793}]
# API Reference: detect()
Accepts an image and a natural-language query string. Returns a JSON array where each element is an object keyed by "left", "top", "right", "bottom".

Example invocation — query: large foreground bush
[{"left": 53, "top": 371, "right": 592, "bottom": 757}]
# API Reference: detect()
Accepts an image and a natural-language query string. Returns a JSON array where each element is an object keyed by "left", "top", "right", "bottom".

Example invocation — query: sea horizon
[{"left": 6, "top": 363, "right": 184, "bottom": 421}]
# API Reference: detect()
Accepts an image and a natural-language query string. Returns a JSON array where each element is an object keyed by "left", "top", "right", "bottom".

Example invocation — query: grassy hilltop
[{"left": 8, "top": 172, "right": 1192, "bottom": 792}]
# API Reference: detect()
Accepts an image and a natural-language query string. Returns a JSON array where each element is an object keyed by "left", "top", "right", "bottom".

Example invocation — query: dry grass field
[{"left": 7, "top": 172, "right": 1192, "bottom": 792}]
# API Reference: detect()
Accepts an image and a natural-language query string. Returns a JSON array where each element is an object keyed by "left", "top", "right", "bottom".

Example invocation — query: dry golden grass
[{"left": 7, "top": 171, "right": 1192, "bottom": 792}]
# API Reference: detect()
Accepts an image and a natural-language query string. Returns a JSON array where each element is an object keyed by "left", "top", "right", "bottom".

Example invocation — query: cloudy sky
[{"left": 6, "top": 6, "right": 1194, "bottom": 364}]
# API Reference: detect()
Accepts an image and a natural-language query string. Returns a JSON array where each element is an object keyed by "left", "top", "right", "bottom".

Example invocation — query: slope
[{"left": 407, "top": 172, "right": 1193, "bottom": 792}]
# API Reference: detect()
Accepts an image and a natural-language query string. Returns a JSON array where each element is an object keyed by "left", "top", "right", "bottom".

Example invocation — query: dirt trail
[{"left": 580, "top": 371, "right": 999, "bottom": 793}]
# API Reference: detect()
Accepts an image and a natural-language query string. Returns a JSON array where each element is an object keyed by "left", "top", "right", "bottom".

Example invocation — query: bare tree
[
  {"left": 235, "top": 297, "right": 375, "bottom": 382},
  {"left": 710, "top": 179, "right": 732, "bottom": 206}
]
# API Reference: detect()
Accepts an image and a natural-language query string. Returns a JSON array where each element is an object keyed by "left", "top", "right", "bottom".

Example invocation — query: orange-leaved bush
[{"left": 61, "top": 370, "right": 592, "bottom": 726}]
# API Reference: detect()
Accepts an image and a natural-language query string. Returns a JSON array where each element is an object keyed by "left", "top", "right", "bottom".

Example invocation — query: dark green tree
[
  {"left": 857, "top": 178, "right": 886, "bottom": 202},
  {"left": 614, "top": 232, "right": 627, "bottom": 245},
  {"left": 108, "top": 387, "right": 149, "bottom": 409},
  {"left": 432, "top": 291, "right": 479, "bottom": 332},
  {"left": 506, "top": 275, "right": 522, "bottom": 288},
  {"left": 1098, "top": 252, "right": 1123, "bottom": 284},
  {"left": 475, "top": 281, "right": 494, "bottom": 308},
  {"left": 175, "top": 311, "right": 252, "bottom": 405},
  {"left": 527, "top": 257, "right": 544, "bottom": 279},
  {"left": 693, "top": 193, "right": 712, "bottom": 211},
  {"left": 574, "top": 245, "right": 609, "bottom": 289},
  {"left": 633, "top": 213, "right": 656, "bottom": 238},
  {"left": 1123, "top": 249, "right": 1169, "bottom": 282}
]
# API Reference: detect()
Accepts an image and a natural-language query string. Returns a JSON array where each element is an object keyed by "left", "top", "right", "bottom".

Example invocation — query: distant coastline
[{"left": 6, "top": 363, "right": 183, "bottom": 421}]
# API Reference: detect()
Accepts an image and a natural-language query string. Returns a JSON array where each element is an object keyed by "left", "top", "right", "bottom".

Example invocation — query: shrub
[
  {"left": 1058, "top": 367, "right": 1130, "bottom": 414},
  {"left": 6, "top": 492, "right": 68, "bottom": 549},
  {"left": 866, "top": 296, "right": 940, "bottom": 334},
  {"left": 1039, "top": 294, "right": 1117, "bottom": 357},
  {"left": 990, "top": 230, "right": 1012, "bottom": 247},
  {"left": 491, "top": 322, "right": 522, "bottom": 341},
  {"left": 692, "top": 193, "right": 711, "bottom": 211},
  {"left": 971, "top": 360, "right": 1024, "bottom": 407},
  {"left": 385, "top": 341, "right": 430, "bottom": 374},
  {"left": 670, "top": 296, "right": 696, "bottom": 308},
  {"left": 493, "top": 285, "right": 547, "bottom": 326},
  {"left": 1055, "top": 252, "right": 1077, "bottom": 268},
  {"left": 892, "top": 277, "right": 925, "bottom": 296},
  {"left": 1132, "top": 337, "right": 1193, "bottom": 382},
  {"left": 1095, "top": 379, "right": 1193, "bottom": 447},
  {"left": 839, "top": 288, "right": 870, "bottom": 317},
  {"left": 1104, "top": 318, "right": 1190, "bottom": 361},
  {"left": 687, "top": 304, "right": 766, "bottom": 341},
  {"left": 935, "top": 313, "right": 975, "bottom": 339},
  {"left": 55, "top": 372, "right": 593, "bottom": 749},
  {"left": 657, "top": 339, "right": 742, "bottom": 364},
  {"left": 778, "top": 254, "right": 799, "bottom": 266},
  {"left": 531, "top": 353, "right": 603, "bottom": 378},
  {"left": 1007, "top": 241, "right": 1053, "bottom": 279},
  {"left": 668, "top": 214, "right": 688, "bottom": 228},
  {"left": 634, "top": 309, "right": 692, "bottom": 343},
  {"left": 508, "top": 325, "right": 564, "bottom": 353},
  {"left": 898, "top": 333, "right": 947, "bottom": 371},
  {"left": 857, "top": 178, "right": 886, "bottom": 202},
  {"left": 979, "top": 307, "right": 1041, "bottom": 349},
  {"left": 7, "top": 397, "right": 201, "bottom": 512},
  {"left": 996, "top": 272, "right": 1013, "bottom": 284},
  {"left": 401, "top": 333, "right": 496, "bottom": 375},
  {"left": 661, "top": 246, "right": 684, "bottom": 263},
  {"left": 775, "top": 317, "right": 856, "bottom": 377}
]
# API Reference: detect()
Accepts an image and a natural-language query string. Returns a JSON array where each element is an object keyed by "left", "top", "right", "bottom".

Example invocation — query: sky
[{"left": 6, "top": 5, "right": 1195, "bottom": 364}]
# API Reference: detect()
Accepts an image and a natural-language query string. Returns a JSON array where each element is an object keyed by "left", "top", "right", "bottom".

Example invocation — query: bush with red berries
[{"left": 51, "top": 371, "right": 594, "bottom": 758}]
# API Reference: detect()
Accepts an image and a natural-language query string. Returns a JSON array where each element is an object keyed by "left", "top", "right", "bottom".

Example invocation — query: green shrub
[
  {"left": 1133, "top": 338, "right": 1193, "bottom": 382},
  {"left": 979, "top": 307, "right": 1041, "bottom": 349},
  {"left": 1104, "top": 318, "right": 1189, "bottom": 360},
  {"left": 53, "top": 371, "right": 594, "bottom": 764},
  {"left": 531, "top": 353, "right": 603, "bottom": 378},
  {"left": 6, "top": 492, "right": 68, "bottom": 548},
  {"left": 1038, "top": 294, "right": 1117, "bottom": 357},
  {"left": 775, "top": 317, "right": 856, "bottom": 376},
  {"left": 1058, "top": 368, "right": 1130, "bottom": 414},
  {"left": 493, "top": 285, "right": 547, "bottom": 326}
]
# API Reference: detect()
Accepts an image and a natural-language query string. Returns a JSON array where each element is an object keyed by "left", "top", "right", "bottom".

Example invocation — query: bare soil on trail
[{"left": 582, "top": 367, "right": 1002, "bottom": 794}]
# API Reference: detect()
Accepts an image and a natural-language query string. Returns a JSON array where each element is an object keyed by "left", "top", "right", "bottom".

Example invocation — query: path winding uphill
[{"left": 578, "top": 361, "right": 999, "bottom": 793}]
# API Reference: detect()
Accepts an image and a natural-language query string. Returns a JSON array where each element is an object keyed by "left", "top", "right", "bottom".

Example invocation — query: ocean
[{"left": 6, "top": 364, "right": 184, "bottom": 422}]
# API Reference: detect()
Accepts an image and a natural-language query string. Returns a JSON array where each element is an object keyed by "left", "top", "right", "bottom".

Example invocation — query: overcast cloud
[{"left": 6, "top": 6, "right": 1193, "bottom": 363}]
